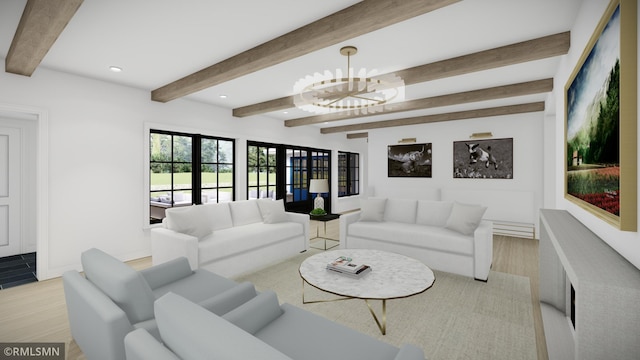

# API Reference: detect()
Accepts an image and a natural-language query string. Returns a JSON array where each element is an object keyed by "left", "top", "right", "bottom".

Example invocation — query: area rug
[{"left": 236, "top": 249, "right": 537, "bottom": 360}]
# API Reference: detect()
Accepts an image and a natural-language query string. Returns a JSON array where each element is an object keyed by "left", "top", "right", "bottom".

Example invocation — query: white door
[{"left": 0, "top": 126, "right": 21, "bottom": 258}]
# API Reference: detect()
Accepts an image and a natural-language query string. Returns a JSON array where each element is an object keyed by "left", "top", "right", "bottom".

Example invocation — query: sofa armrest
[
  {"left": 125, "top": 329, "right": 180, "bottom": 360},
  {"left": 222, "top": 290, "right": 283, "bottom": 335},
  {"left": 155, "top": 293, "right": 293, "bottom": 360},
  {"left": 285, "top": 211, "right": 310, "bottom": 250},
  {"left": 140, "top": 257, "right": 193, "bottom": 290},
  {"left": 62, "top": 270, "right": 134, "bottom": 360},
  {"left": 151, "top": 227, "right": 199, "bottom": 270},
  {"left": 473, "top": 220, "right": 494, "bottom": 281},
  {"left": 394, "top": 344, "right": 426, "bottom": 360},
  {"left": 198, "top": 281, "right": 257, "bottom": 315},
  {"left": 339, "top": 211, "right": 361, "bottom": 249}
]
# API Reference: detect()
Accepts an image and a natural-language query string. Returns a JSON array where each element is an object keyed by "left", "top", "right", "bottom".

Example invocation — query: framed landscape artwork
[
  {"left": 388, "top": 143, "right": 432, "bottom": 177},
  {"left": 453, "top": 138, "right": 513, "bottom": 179},
  {"left": 565, "top": 0, "right": 637, "bottom": 231}
]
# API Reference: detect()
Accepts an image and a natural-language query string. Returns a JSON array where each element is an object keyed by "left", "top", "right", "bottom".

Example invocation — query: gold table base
[{"left": 302, "top": 279, "right": 388, "bottom": 335}]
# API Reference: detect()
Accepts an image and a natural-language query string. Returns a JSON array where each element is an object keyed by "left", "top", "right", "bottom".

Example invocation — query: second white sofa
[
  {"left": 151, "top": 199, "right": 309, "bottom": 278},
  {"left": 340, "top": 198, "right": 493, "bottom": 281}
]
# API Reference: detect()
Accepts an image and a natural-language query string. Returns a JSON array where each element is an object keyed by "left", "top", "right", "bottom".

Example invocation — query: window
[
  {"left": 247, "top": 144, "right": 277, "bottom": 199},
  {"left": 149, "top": 130, "right": 234, "bottom": 224},
  {"left": 247, "top": 141, "right": 331, "bottom": 213},
  {"left": 338, "top": 151, "right": 359, "bottom": 197}
]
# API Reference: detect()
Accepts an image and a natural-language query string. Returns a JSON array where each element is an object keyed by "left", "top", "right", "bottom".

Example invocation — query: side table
[{"left": 309, "top": 213, "right": 340, "bottom": 250}]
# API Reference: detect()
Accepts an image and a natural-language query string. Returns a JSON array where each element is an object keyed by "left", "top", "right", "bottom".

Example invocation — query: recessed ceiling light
[
  {"left": 109, "top": 66, "right": 122, "bottom": 73},
  {"left": 219, "top": 95, "right": 228, "bottom": 99},
  {"left": 283, "top": 111, "right": 288, "bottom": 114}
]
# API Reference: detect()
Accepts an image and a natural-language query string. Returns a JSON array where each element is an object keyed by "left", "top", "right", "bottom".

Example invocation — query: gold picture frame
[{"left": 564, "top": 0, "right": 637, "bottom": 231}]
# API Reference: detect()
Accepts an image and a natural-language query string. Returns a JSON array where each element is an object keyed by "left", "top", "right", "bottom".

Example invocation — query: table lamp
[{"left": 309, "top": 179, "right": 329, "bottom": 211}]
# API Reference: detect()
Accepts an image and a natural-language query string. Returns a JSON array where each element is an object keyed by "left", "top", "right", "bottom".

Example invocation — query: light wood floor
[{"left": 0, "top": 221, "right": 547, "bottom": 360}]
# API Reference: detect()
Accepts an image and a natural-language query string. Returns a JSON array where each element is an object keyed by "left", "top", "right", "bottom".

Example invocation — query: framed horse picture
[{"left": 387, "top": 143, "right": 432, "bottom": 178}]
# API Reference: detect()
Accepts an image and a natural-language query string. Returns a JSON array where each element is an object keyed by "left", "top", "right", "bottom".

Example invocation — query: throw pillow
[
  {"left": 257, "top": 199, "right": 289, "bottom": 224},
  {"left": 166, "top": 205, "right": 213, "bottom": 239},
  {"left": 445, "top": 202, "right": 487, "bottom": 235},
  {"left": 359, "top": 198, "right": 387, "bottom": 222}
]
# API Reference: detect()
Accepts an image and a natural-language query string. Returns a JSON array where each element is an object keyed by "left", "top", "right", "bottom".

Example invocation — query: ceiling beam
[
  {"left": 151, "top": 0, "right": 461, "bottom": 103},
  {"left": 346, "top": 132, "right": 368, "bottom": 139},
  {"left": 285, "top": 78, "right": 553, "bottom": 127},
  {"left": 233, "top": 31, "right": 569, "bottom": 117},
  {"left": 5, "top": 0, "right": 83, "bottom": 76},
  {"left": 321, "top": 102, "right": 545, "bottom": 134}
]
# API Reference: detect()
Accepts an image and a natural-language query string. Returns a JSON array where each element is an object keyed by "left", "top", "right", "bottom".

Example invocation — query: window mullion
[{"left": 193, "top": 134, "right": 202, "bottom": 204}]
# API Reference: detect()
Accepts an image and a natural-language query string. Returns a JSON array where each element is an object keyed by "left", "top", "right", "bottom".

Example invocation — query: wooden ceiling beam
[
  {"left": 320, "top": 102, "right": 545, "bottom": 134},
  {"left": 396, "top": 31, "right": 569, "bottom": 85},
  {"left": 151, "top": 0, "right": 460, "bottom": 103},
  {"left": 5, "top": 0, "right": 83, "bottom": 76},
  {"left": 286, "top": 78, "right": 552, "bottom": 127},
  {"left": 346, "top": 132, "right": 368, "bottom": 139},
  {"left": 233, "top": 31, "right": 569, "bottom": 117}
]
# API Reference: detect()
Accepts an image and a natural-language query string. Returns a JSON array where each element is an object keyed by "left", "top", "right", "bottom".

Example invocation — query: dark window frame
[
  {"left": 338, "top": 151, "right": 359, "bottom": 197},
  {"left": 149, "top": 129, "right": 235, "bottom": 224},
  {"left": 247, "top": 141, "right": 331, "bottom": 213}
]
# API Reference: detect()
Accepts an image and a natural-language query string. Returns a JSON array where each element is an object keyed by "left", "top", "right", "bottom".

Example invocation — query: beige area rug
[{"left": 236, "top": 248, "right": 537, "bottom": 360}]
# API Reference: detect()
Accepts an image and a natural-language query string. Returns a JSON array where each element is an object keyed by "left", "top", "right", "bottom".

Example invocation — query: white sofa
[
  {"left": 339, "top": 198, "right": 493, "bottom": 281},
  {"left": 151, "top": 199, "right": 309, "bottom": 278},
  {"left": 125, "top": 291, "right": 425, "bottom": 360}
]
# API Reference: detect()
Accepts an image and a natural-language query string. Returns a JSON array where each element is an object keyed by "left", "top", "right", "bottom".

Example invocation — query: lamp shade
[{"left": 309, "top": 179, "right": 329, "bottom": 194}]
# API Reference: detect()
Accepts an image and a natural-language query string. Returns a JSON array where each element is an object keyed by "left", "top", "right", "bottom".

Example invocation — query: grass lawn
[{"left": 150, "top": 172, "right": 276, "bottom": 189}]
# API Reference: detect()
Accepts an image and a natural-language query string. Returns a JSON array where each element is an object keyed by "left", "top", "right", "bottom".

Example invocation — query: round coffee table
[{"left": 299, "top": 249, "right": 435, "bottom": 334}]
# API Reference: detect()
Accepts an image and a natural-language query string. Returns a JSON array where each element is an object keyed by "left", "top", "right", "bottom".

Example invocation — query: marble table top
[{"left": 299, "top": 249, "right": 435, "bottom": 300}]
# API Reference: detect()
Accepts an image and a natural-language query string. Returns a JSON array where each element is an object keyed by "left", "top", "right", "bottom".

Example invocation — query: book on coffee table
[
  {"left": 326, "top": 256, "right": 372, "bottom": 278},
  {"left": 327, "top": 256, "right": 364, "bottom": 273},
  {"left": 327, "top": 264, "right": 372, "bottom": 278}
]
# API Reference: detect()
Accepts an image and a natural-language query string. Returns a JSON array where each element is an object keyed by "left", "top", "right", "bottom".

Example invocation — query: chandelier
[{"left": 293, "top": 46, "right": 405, "bottom": 115}]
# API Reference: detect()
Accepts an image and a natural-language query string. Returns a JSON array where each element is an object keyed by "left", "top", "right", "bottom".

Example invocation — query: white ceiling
[{"left": 0, "top": 0, "right": 583, "bottom": 130}]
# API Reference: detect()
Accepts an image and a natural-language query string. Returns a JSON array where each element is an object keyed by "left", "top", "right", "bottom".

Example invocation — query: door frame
[{"left": 0, "top": 103, "right": 49, "bottom": 280}]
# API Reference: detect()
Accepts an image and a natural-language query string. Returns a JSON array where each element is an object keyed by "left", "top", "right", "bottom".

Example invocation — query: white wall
[
  {"left": 551, "top": 0, "right": 640, "bottom": 270},
  {"left": 365, "top": 111, "right": 545, "bottom": 223},
  {"left": 0, "top": 67, "right": 366, "bottom": 279}
]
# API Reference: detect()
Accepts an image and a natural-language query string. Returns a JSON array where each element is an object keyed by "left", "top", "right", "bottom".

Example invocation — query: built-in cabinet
[{"left": 539, "top": 209, "right": 640, "bottom": 360}]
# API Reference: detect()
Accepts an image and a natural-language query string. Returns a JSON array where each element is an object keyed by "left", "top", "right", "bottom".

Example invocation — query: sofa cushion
[
  {"left": 155, "top": 293, "right": 293, "bottom": 360},
  {"left": 445, "top": 202, "right": 488, "bottom": 235},
  {"left": 150, "top": 268, "right": 237, "bottom": 304},
  {"left": 383, "top": 198, "right": 417, "bottom": 224},
  {"left": 348, "top": 222, "right": 474, "bottom": 255},
  {"left": 81, "top": 248, "right": 156, "bottom": 323},
  {"left": 229, "top": 200, "right": 263, "bottom": 226},
  {"left": 201, "top": 202, "right": 233, "bottom": 231},
  {"left": 255, "top": 303, "right": 399, "bottom": 360},
  {"left": 416, "top": 200, "right": 453, "bottom": 227},
  {"left": 198, "top": 222, "right": 303, "bottom": 264},
  {"left": 165, "top": 205, "right": 213, "bottom": 239},
  {"left": 359, "top": 198, "right": 387, "bottom": 222},
  {"left": 257, "top": 199, "right": 289, "bottom": 224}
]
